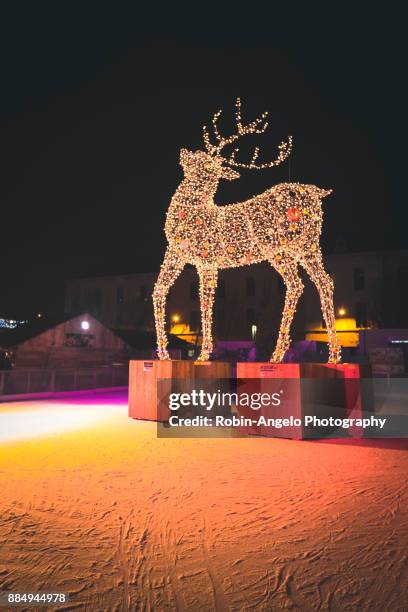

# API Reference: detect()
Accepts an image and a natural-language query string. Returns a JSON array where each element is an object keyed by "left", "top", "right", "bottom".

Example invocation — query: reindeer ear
[{"left": 220, "top": 166, "right": 240, "bottom": 181}]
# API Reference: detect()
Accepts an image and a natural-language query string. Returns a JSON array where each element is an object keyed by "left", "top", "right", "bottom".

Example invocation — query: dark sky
[{"left": 0, "top": 4, "right": 405, "bottom": 317}]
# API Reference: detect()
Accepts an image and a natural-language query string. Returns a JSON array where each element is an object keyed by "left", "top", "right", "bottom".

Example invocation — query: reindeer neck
[{"left": 171, "top": 177, "right": 218, "bottom": 208}]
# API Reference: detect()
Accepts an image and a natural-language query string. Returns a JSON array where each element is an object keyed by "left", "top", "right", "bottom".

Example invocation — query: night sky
[{"left": 1, "top": 5, "right": 405, "bottom": 317}]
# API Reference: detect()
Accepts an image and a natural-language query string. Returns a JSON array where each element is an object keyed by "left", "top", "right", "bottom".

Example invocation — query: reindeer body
[
  {"left": 165, "top": 182, "right": 328, "bottom": 269},
  {"left": 153, "top": 100, "right": 341, "bottom": 363}
]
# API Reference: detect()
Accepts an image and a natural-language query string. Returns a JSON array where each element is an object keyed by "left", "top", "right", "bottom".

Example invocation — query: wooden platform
[
  {"left": 128, "top": 360, "right": 194, "bottom": 421},
  {"left": 129, "top": 360, "right": 372, "bottom": 435},
  {"left": 236, "top": 362, "right": 371, "bottom": 439},
  {"left": 193, "top": 361, "right": 231, "bottom": 379},
  {"left": 128, "top": 360, "right": 232, "bottom": 422}
]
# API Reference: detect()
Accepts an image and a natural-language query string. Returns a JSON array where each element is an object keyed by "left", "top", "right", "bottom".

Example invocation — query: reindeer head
[
  {"left": 180, "top": 98, "right": 292, "bottom": 200},
  {"left": 179, "top": 148, "right": 240, "bottom": 182},
  {"left": 206, "top": 98, "right": 292, "bottom": 176},
  {"left": 180, "top": 99, "right": 293, "bottom": 189}
]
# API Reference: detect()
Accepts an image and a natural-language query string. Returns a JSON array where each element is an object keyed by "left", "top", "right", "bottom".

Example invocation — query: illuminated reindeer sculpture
[{"left": 153, "top": 99, "right": 341, "bottom": 363}]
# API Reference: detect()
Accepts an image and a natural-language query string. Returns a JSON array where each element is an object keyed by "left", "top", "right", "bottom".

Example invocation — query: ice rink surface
[{"left": 1, "top": 391, "right": 407, "bottom": 610}]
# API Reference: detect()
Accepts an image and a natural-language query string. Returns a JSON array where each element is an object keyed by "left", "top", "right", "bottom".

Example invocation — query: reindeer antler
[{"left": 203, "top": 98, "right": 292, "bottom": 169}]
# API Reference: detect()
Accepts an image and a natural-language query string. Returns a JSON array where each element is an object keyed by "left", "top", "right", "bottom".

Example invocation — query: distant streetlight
[
  {"left": 172, "top": 314, "right": 180, "bottom": 323},
  {"left": 338, "top": 307, "right": 346, "bottom": 317}
]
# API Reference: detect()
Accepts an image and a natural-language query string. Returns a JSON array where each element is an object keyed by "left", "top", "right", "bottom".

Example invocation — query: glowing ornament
[
  {"left": 153, "top": 99, "right": 341, "bottom": 363},
  {"left": 287, "top": 207, "right": 301, "bottom": 222}
]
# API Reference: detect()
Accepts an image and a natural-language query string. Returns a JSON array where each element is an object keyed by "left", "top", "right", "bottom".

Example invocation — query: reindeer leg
[
  {"left": 300, "top": 254, "right": 341, "bottom": 364},
  {"left": 269, "top": 257, "right": 304, "bottom": 363},
  {"left": 153, "top": 248, "right": 185, "bottom": 360},
  {"left": 196, "top": 266, "right": 218, "bottom": 361}
]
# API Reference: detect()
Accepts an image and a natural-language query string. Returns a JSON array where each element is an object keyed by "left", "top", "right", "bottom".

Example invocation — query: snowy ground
[{"left": 0, "top": 391, "right": 407, "bottom": 611}]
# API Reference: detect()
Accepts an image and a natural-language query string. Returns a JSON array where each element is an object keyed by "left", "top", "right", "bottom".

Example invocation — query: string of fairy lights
[{"left": 153, "top": 99, "right": 341, "bottom": 364}]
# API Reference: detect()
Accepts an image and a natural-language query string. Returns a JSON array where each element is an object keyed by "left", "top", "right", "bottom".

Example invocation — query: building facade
[
  {"left": 0, "top": 313, "right": 132, "bottom": 369},
  {"left": 64, "top": 250, "right": 408, "bottom": 351},
  {"left": 64, "top": 264, "right": 292, "bottom": 343},
  {"left": 303, "top": 250, "right": 408, "bottom": 347}
]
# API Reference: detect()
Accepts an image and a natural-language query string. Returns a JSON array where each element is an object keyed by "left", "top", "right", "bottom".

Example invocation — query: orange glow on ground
[{"left": 1, "top": 391, "right": 407, "bottom": 609}]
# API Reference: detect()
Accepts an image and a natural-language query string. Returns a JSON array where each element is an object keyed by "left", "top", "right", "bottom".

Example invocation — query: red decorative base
[
  {"left": 323, "top": 363, "right": 373, "bottom": 436},
  {"left": 236, "top": 362, "right": 372, "bottom": 439}
]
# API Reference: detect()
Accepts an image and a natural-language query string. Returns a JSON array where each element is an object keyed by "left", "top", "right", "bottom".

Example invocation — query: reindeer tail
[{"left": 319, "top": 188, "right": 333, "bottom": 198}]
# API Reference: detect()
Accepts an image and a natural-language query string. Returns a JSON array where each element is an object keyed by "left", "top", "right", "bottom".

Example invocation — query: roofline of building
[
  {"left": 64, "top": 249, "right": 408, "bottom": 283},
  {"left": 0, "top": 312, "right": 130, "bottom": 349},
  {"left": 325, "top": 248, "right": 408, "bottom": 258},
  {"left": 64, "top": 271, "right": 157, "bottom": 282}
]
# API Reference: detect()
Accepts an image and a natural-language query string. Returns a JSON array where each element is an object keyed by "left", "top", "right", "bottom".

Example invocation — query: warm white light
[
  {"left": 153, "top": 99, "right": 341, "bottom": 364},
  {"left": 81, "top": 320, "right": 90, "bottom": 330},
  {"left": 338, "top": 307, "right": 346, "bottom": 317},
  {"left": 251, "top": 324, "right": 257, "bottom": 341},
  {"left": 172, "top": 314, "right": 180, "bottom": 323},
  {"left": 0, "top": 403, "right": 119, "bottom": 443}
]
